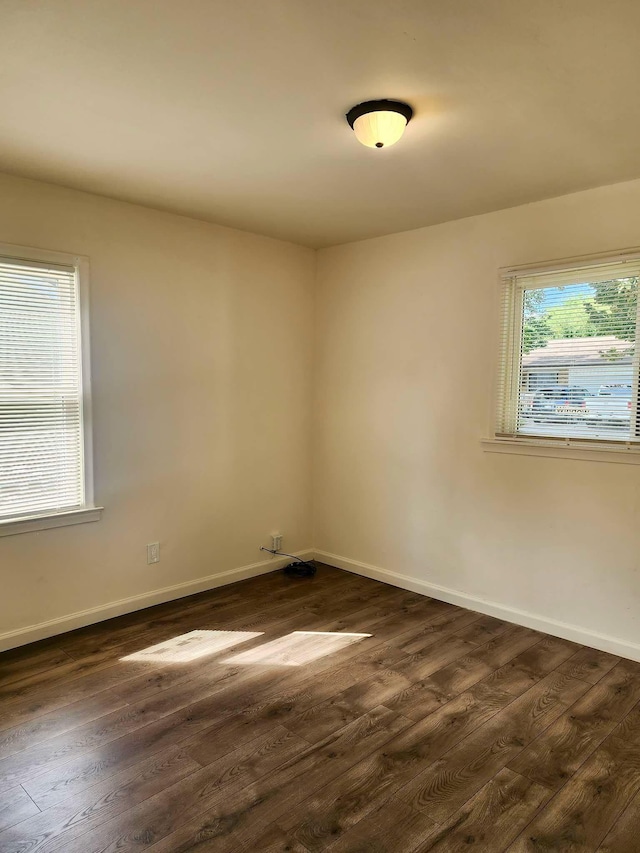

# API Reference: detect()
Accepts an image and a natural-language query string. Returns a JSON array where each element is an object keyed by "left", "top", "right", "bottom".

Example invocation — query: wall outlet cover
[{"left": 147, "top": 542, "right": 160, "bottom": 564}]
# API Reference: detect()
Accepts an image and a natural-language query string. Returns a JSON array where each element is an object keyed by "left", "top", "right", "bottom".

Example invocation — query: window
[
  {"left": 0, "top": 244, "right": 101, "bottom": 535},
  {"left": 496, "top": 253, "right": 640, "bottom": 448}
]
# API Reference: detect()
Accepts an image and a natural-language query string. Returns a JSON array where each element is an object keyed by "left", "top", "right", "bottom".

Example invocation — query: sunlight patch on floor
[
  {"left": 221, "top": 630, "right": 371, "bottom": 667},
  {"left": 121, "top": 630, "right": 263, "bottom": 663}
]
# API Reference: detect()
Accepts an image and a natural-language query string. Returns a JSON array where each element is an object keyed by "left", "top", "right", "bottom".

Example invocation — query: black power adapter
[
  {"left": 284, "top": 561, "right": 317, "bottom": 579},
  {"left": 260, "top": 546, "right": 317, "bottom": 579}
]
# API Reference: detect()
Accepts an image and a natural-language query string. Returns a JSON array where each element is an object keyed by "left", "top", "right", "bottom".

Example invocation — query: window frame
[
  {"left": 485, "top": 247, "right": 640, "bottom": 463},
  {"left": 0, "top": 242, "right": 102, "bottom": 536}
]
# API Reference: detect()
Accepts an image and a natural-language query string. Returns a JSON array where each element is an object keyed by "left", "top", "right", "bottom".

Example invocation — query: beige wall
[
  {"left": 4, "top": 168, "right": 640, "bottom": 655},
  {"left": 314, "top": 179, "right": 640, "bottom": 655},
  {"left": 0, "top": 173, "right": 315, "bottom": 646}
]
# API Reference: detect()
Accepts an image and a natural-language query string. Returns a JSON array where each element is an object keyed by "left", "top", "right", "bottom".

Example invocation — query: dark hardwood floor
[{"left": 1, "top": 563, "right": 640, "bottom": 852}]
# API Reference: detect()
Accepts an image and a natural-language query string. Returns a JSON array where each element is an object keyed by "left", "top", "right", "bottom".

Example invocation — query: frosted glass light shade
[
  {"left": 346, "top": 100, "right": 413, "bottom": 149},
  {"left": 353, "top": 111, "right": 408, "bottom": 148}
]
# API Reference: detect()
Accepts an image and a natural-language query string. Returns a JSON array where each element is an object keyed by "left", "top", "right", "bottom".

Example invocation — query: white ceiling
[{"left": 2, "top": 0, "right": 640, "bottom": 248}]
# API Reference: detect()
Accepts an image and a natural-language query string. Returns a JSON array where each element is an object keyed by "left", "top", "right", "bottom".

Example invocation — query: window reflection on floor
[
  {"left": 121, "top": 629, "right": 263, "bottom": 663},
  {"left": 222, "top": 631, "right": 371, "bottom": 667}
]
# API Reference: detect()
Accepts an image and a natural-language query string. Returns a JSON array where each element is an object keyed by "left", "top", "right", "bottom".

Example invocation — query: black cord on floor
[{"left": 260, "top": 547, "right": 317, "bottom": 578}]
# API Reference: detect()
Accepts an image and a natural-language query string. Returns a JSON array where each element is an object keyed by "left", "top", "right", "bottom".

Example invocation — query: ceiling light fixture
[{"left": 346, "top": 99, "right": 413, "bottom": 149}]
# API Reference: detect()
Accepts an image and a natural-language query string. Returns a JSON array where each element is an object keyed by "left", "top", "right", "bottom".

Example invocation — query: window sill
[
  {"left": 481, "top": 437, "right": 640, "bottom": 465},
  {"left": 0, "top": 506, "right": 104, "bottom": 538}
]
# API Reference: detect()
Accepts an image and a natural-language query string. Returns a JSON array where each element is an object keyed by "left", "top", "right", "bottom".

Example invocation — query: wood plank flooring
[{"left": 1, "top": 564, "right": 639, "bottom": 852}]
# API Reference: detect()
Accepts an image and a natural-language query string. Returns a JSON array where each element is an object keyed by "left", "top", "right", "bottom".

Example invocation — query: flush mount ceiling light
[{"left": 346, "top": 99, "right": 413, "bottom": 149}]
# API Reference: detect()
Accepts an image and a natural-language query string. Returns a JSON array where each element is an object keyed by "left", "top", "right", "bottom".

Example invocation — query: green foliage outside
[
  {"left": 522, "top": 315, "right": 553, "bottom": 353},
  {"left": 546, "top": 296, "right": 595, "bottom": 338},
  {"left": 522, "top": 278, "right": 638, "bottom": 354}
]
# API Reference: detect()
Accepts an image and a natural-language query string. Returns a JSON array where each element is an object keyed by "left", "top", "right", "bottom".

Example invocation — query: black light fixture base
[{"left": 345, "top": 99, "right": 414, "bottom": 129}]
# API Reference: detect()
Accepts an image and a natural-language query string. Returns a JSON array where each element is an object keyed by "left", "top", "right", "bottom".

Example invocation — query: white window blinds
[
  {"left": 497, "top": 256, "right": 640, "bottom": 444},
  {"left": 0, "top": 255, "right": 85, "bottom": 519}
]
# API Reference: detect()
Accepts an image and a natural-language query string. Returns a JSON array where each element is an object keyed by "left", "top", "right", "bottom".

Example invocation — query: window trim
[
  {"left": 490, "top": 246, "right": 640, "bottom": 461},
  {"left": 481, "top": 436, "right": 640, "bottom": 464},
  {"left": 0, "top": 242, "right": 103, "bottom": 536}
]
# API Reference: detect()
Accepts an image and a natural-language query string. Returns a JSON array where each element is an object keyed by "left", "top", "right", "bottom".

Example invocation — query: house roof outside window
[{"left": 522, "top": 335, "right": 634, "bottom": 368}]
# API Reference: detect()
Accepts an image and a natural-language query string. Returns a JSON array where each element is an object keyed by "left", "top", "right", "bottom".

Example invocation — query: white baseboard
[
  {"left": 0, "top": 549, "right": 314, "bottom": 652},
  {"left": 315, "top": 550, "right": 640, "bottom": 664}
]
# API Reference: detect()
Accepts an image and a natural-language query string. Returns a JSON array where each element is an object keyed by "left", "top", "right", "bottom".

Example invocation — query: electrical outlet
[
  {"left": 271, "top": 533, "right": 283, "bottom": 552},
  {"left": 147, "top": 542, "right": 160, "bottom": 564}
]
